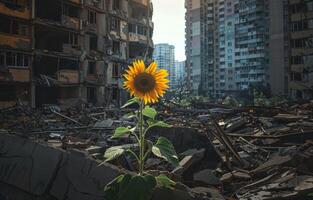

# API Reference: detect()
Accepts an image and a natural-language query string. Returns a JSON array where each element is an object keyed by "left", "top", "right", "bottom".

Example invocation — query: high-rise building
[
  {"left": 185, "top": 0, "right": 213, "bottom": 96},
  {"left": 214, "top": 0, "right": 238, "bottom": 97},
  {"left": 0, "top": 0, "right": 154, "bottom": 108},
  {"left": 269, "top": 0, "right": 290, "bottom": 96},
  {"left": 186, "top": 0, "right": 299, "bottom": 98},
  {"left": 174, "top": 60, "right": 186, "bottom": 88},
  {"left": 287, "top": 0, "right": 313, "bottom": 99},
  {"left": 234, "top": 0, "right": 269, "bottom": 91},
  {"left": 153, "top": 43, "right": 175, "bottom": 87}
]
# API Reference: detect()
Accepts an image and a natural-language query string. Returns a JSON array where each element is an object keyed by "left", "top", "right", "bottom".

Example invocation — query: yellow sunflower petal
[{"left": 146, "top": 62, "right": 157, "bottom": 74}]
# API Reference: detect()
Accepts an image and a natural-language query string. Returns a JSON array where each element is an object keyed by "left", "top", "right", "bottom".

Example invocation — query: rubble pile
[{"left": 0, "top": 100, "right": 313, "bottom": 199}]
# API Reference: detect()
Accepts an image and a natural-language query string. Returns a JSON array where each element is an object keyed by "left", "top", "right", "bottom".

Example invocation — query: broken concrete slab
[
  {"left": 0, "top": 134, "right": 63, "bottom": 195},
  {"left": 251, "top": 155, "right": 292, "bottom": 174},
  {"left": 173, "top": 148, "right": 205, "bottom": 175},
  {"left": 94, "top": 119, "right": 114, "bottom": 128},
  {"left": 274, "top": 113, "right": 304, "bottom": 123},
  {"left": 0, "top": 134, "right": 121, "bottom": 200},
  {"left": 193, "top": 169, "right": 221, "bottom": 186}
]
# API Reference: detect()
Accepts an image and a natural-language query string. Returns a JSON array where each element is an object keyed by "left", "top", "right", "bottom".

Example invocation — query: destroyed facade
[{"left": 0, "top": 0, "right": 154, "bottom": 108}]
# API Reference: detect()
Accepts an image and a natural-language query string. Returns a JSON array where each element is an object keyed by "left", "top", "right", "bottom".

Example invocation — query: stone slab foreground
[{"left": 0, "top": 134, "right": 218, "bottom": 200}]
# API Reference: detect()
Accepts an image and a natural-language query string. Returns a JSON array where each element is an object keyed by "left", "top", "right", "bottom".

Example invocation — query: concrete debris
[
  {"left": 193, "top": 169, "right": 221, "bottom": 186},
  {"left": 1, "top": 100, "right": 313, "bottom": 199}
]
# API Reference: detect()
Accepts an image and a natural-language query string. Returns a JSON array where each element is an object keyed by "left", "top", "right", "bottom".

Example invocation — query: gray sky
[{"left": 152, "top": 0, "right": 185, "bottom": 61}]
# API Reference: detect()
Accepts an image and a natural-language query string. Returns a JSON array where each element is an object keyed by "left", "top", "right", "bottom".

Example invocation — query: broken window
[
  {"left": 87, "top": 87, "right": 97, "bottom": 103},
  {"left": 128, "top": 23, "right": 136, "bottom": 33},
  {"left": 68, "top": 32, "right": 78, "bottom": 46},
  {"left": 89, "top": 36, "right": 97, "bottom": 50},
  {"left": 137, "top": 25, "right": 147, "bottom": 36},
  {"left": 18, "top": 24, "right": 28, "bottom": 36},
  {"left": 6, "top": 52, "right": 29, "bottom": 68},
  {"left": 0, "top": 17, "right": 29, "bottom": 36},
  {"left": 112, "top": 63, "right": 119, "bottom": 78},
  {"left": 112, "top": 41, "right": 120, "bottom": 55},
  {"left": 0, "top": 17, "right": 10, "bottom": 33},
  {"left": 59, "top": 58, "right": 78, "bottom": 70},
  {"left": 291, "top": 56, "right": 303, "bottom": 65},
  {"left": 110, "top": 17, "right": 120, "bottom": 32},
  {"left": 113, "top": 0, "right": 120, "bottom": 10},
  {"left": 112, "top": 85, "right": 119, "bottom": 100},
  {"left": 35, "top": 0, "right": 62, "bottom": 22},
  {"left": 62, "top": 3, "right": 79, "bottom": 18},
  {"left": 0, "top": 52, "right": 5, "bottom": 70},
  {"left": 88, "top": 10, "right": 97, "bottom": 25},
  {"left": 3, "top": 0, "right": 28, "bottom": 10},
  {"left": 290, "top": 72, "right": 303, "bottom": 81},
  {"left": 11, "top": 20, "right": 19, "bottom": 35},
  {"left": 0, "top": 85, "right": 17, "bottom": 101},
  {"left": 88, "top": 61, "right": 96, "bottom": 74},
  {"left": 35, "top": 25, "right": 68, "bottom": 52}
]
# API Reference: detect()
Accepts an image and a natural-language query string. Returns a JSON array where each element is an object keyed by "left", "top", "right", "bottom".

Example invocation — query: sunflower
[{"left": 123, "top": 60, "right": 169, "bottom": 104}]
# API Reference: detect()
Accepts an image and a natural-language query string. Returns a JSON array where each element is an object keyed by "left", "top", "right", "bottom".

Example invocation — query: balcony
[
  {"left": 0, "top": 33, "right": 31, "bottom": 49},
  {"left": 129, "top": 32, "right": 148, "bottom": 43},
  {"left": 67, "top": 0, "right": 81, "bottom": 5},
  {"left": 61, "top": 15, "right": 80, "bottom": 30},
  {"left": 291, "top": 30, "right": 313, "bottom": 40},
  {"left": 5, "top": 68, "right": 30, "bottom": 82},
  {"left": 86, "top": 74, "right": 105, "bottom": 85},
  {"left": 291, "top": 12, "right": 313, "bottom": 22},
  {"left": 291, "top": 48, "right": 313, "bottom": 57},
  {"left": 57, "top": 70, "right": 79, "bottom": 84},
  {"left": 131, "top": 0, "right": 149, "bottom": 6},
  {"left": 0, "top": 1, "right": 31, "bottom": 19}
]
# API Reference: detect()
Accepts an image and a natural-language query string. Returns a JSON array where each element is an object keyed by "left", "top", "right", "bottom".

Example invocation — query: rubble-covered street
[{"left": 1, "top": 99, "right": 313, "bottom": 200}]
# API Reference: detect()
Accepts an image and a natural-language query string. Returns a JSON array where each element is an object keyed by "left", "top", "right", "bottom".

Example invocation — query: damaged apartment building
[{"left": 0, "top": 0, "right": 154, "bottom": 108}]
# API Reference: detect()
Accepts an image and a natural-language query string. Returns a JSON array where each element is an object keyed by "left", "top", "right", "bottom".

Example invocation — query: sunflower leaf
[
  {"left": 104, "top": 146, "right": 125, "bottom": 162},
  {"left": 121, "top": 97, "right": 140, "bottom": 108},
  {"left": 156, "top": 174, "right": 176, "bottom": 189},
  {"left": 104, "top": 174, "right": 156, "bottom": 200},
  {"left": 123, "top": 113, "right": 137, "bottom": 119},
  {"left": 148, "top": 121, "right": 172, "bottom": 128},
  {"left": 152, "top": 137, "right": 179, "bottom": 167},
  {"left": 111, "top": 127, "right": 131, "bottom": 139},
  {"left": 143, "top": 106, "right": 157, "bottom": 119}
]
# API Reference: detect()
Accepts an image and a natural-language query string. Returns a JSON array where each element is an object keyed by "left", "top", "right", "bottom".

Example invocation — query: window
[
  {"left": 68, "top": 32, "right": 78, "bottom": 46},
  {"left": 112, "top": 63, "right": 119, "bottom": 77},
  {"left": 88, "top": 61, "right": 96, "bottom": 74},
  {"left": 112, "top": 41, "right": 120, "bottom": 55},
  {"left": 88, "top": 10, "right": 97, "bottom": 24},
  {"left": 137, "top": 25, "right": 147, "bottom": 36},
  {"left": 18, "top": 24, "right": 28, "bottom": 36},
  {"left": 290, "top": 72, "right": 302, "bottom": 81},
  {"left": 307, "top": 2, "right": 313, "bottom": 11},
  {"left": 90, "top": 36, "right": 97, "bottom": 50},
  {"left": 128, "top": 23, "right": 136, "bottom": 33},
  {"left": 0, "top": 17, "right": 29, "bottom": 36},
  {"left": 0, "top": 52, "right": 5, "bottom": 67},
  {"left": 112, "top": 86, "right": 119, "bottom": 100},
  {"left": 113, "top": 0, "right": 120, "bottom": 10},
  {"left": 111, "top": 17, "right": 120, "bottom": 31},
  {"left": 87, "top": 87, "right": 97, "bottom": 103},
  {"left": 6, "top": 52, "right": 29, "bottom": 67},
  {"left": 62, "top": 3, "right": 79, "bottom": 18},
  {"left": 291, "top": 56, "right": 303, "bottom": 65}
]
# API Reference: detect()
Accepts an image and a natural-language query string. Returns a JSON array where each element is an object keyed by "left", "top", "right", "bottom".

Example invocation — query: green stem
[{"left": 139, "top": 100, "right": 145, "bottom": 175}]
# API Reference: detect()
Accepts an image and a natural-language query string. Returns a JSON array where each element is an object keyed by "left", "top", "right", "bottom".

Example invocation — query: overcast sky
[{"left": 152, "top": 0, "right": 186, "bottom": 61}]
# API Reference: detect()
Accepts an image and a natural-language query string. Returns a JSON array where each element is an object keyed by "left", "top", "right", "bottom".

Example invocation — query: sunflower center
[{"left": 133, "top": 72, "right": 156, "bottom": 93}]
